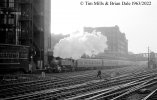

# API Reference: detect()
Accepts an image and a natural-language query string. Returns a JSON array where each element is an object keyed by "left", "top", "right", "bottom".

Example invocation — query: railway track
[
  {"left": 0, "top": 67, "right": 143, "bottom": 98},
  {"left": 0, "top": 74, "right": 96, "bottom": 98},
  {"left": 66, "top": 74, "right": 157, "bottom": 100},
  {"left": 0, "top": 66, "right": 145, "bottom": 87},
  {"left": 0, "top": 74, "right": 41, "bottom": 85},
  {"left": 142, "top": 88, "right": 157, "bottom": 100},
  {"left": 109, "top": 78, "right": 157, "bottom": 100},
  {"left": 1, "top": 69, "right": 157, "bottom": 100}
]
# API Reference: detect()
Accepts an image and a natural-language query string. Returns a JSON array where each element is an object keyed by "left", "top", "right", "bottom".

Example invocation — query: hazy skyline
[{"left": 51, "top": 0, "right": 157, "bottom": 54}]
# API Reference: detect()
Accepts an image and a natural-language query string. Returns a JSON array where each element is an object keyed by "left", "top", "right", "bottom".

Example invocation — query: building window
[
  {"left": 8, "top": 18, "right": 14, "bottom": 24},
  {"left": 4, "top": 15, "right": 7, "bottom": 24},
  {"left": 9, "top": 0, "right": 14, "bottom": 8}
]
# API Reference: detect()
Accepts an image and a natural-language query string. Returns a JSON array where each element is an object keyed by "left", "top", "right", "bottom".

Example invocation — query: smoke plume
[{"left": 53, "top": 31, "right": 108, "bottom": 59}]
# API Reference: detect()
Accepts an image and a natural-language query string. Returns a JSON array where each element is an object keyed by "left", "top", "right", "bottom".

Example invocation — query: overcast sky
[{"left": 51, "top": 0, "right": 157, "bottom": 54}]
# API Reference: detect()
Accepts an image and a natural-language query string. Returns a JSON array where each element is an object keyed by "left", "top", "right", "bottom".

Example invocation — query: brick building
[{"left": 84, "top": 25, "right": 128, "bottom": 55}]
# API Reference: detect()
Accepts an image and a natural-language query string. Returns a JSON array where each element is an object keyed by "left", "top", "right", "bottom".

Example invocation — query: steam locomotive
[{"left": 47, "top": 57, "right": 76, "bottom": 72}]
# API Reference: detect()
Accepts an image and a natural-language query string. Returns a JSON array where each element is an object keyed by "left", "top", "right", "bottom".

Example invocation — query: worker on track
[{"left": 97, "top": 70, "right": 102, "bottom": 79}]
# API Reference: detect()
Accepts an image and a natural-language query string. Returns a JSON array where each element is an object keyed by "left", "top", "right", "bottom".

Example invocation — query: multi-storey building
[
  {"left": 33, "top": 0, "right": 51, "bottom": 68},
  {"left": 84, "top": 25, "right": 128, "bottom": 55},
  {"left": 0, "top": 0, "right": 51, "bottom": 72}
]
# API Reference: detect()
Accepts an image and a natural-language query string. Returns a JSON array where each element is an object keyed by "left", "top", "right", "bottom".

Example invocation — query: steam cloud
[{"left": 53, "top": 31, "right": 108, "bottom": 59}]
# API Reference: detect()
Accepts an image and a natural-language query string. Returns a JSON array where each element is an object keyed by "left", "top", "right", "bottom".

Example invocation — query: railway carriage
[{"left": 49, "top": 57, "right": 139, "bottom": 72}]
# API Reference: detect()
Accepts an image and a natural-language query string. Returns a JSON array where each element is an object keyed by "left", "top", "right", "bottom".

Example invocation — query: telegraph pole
[{"left": 148, "top": 47, "right": 149, "bottom": 68}]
